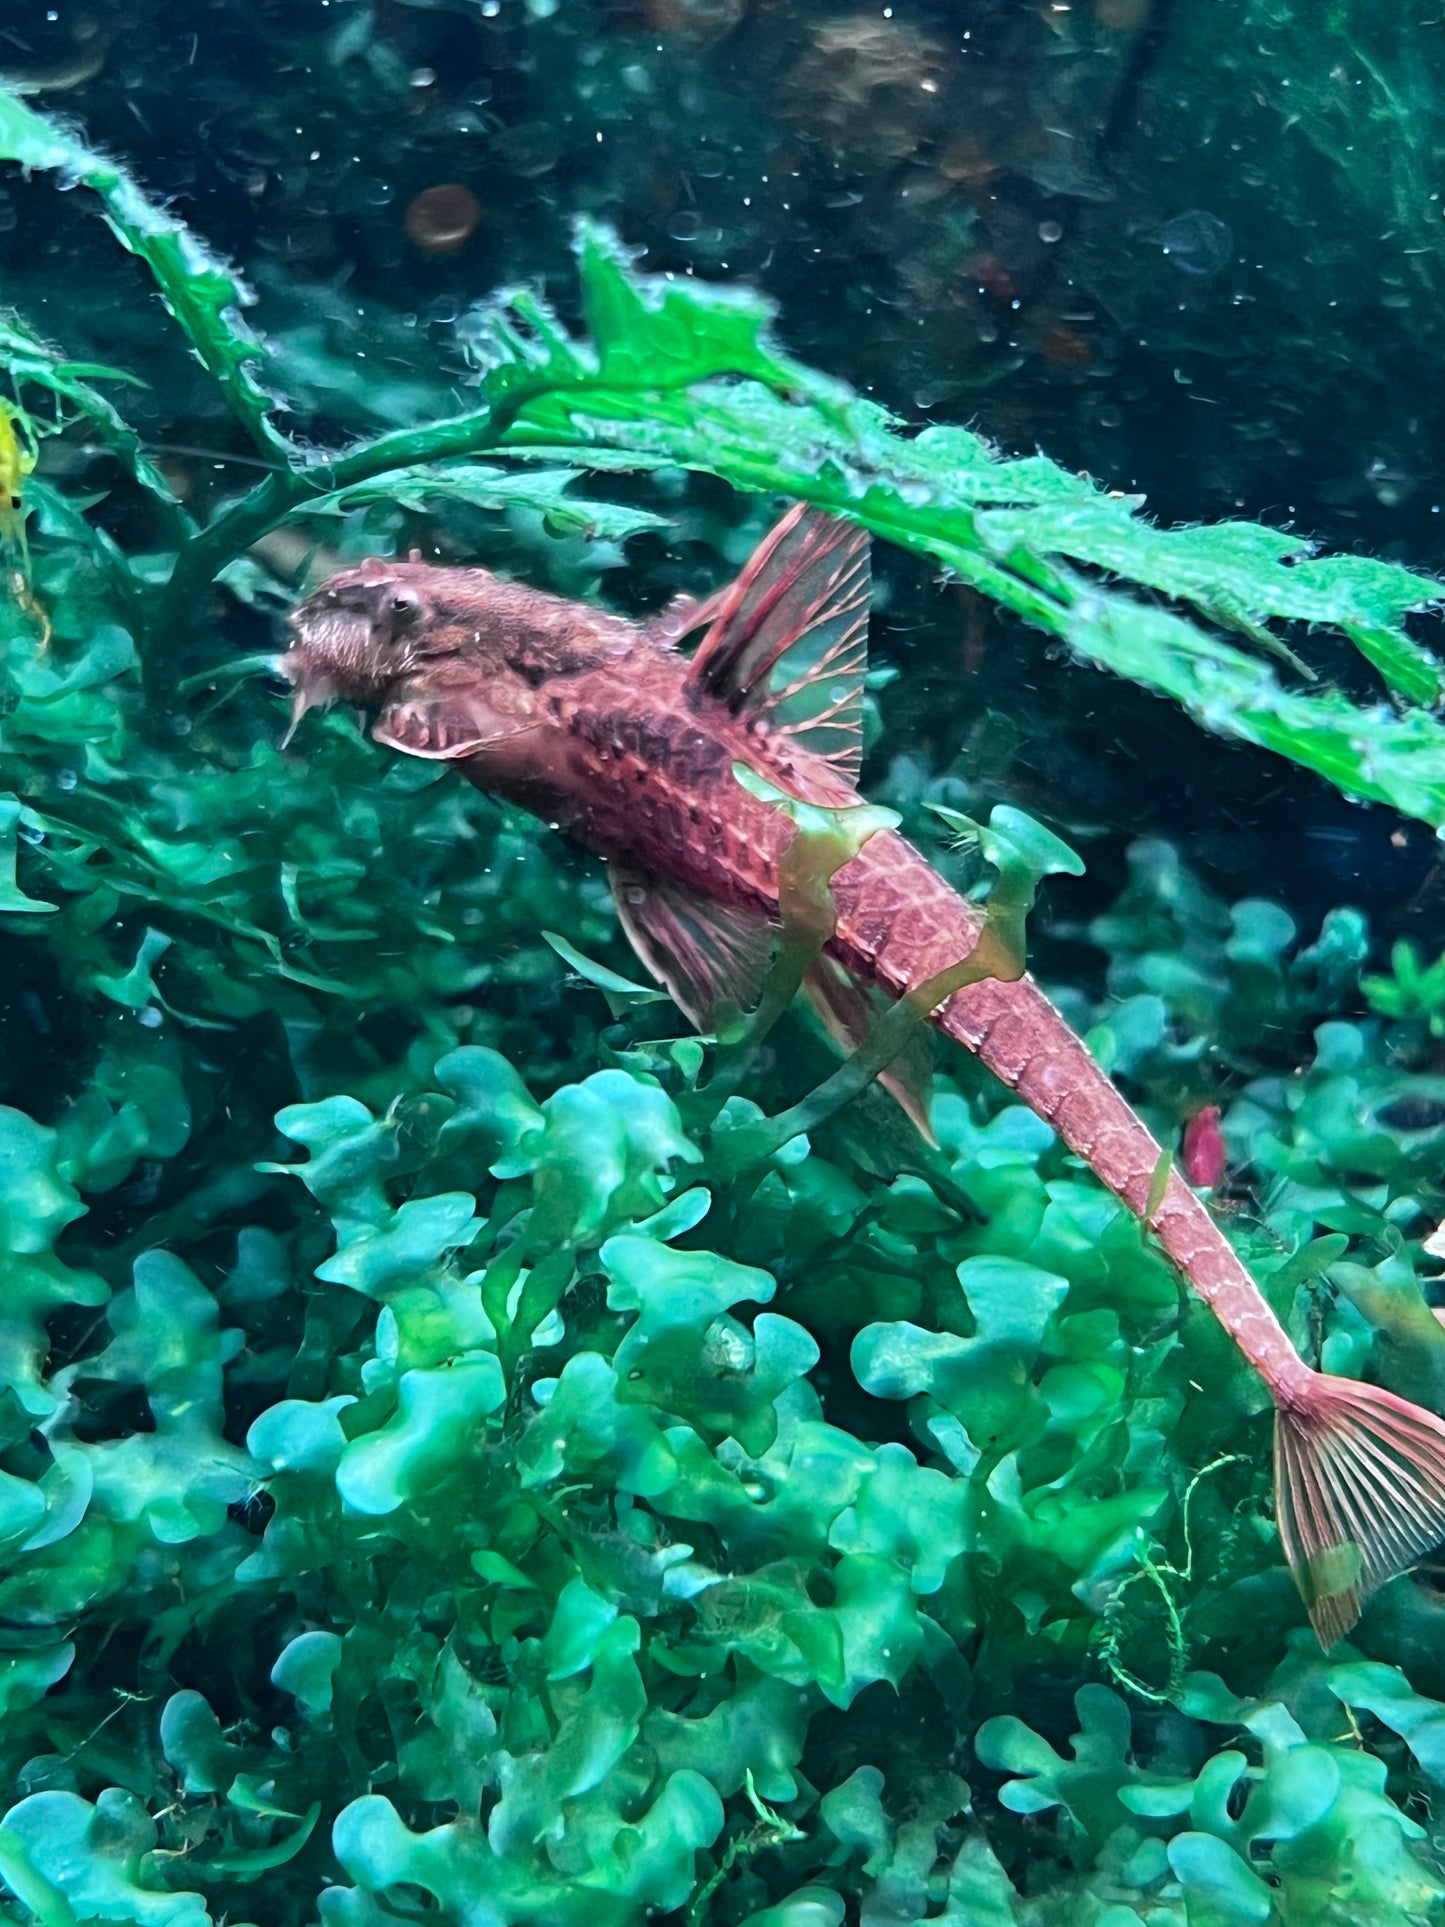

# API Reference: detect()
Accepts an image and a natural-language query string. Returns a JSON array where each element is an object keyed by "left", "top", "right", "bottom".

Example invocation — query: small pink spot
[{"left": 1183, "top": 1105, "right": 1227, "bottom": 1191}]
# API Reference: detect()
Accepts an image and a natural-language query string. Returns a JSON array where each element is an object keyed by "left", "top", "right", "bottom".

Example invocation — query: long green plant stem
[
  {"left": 150, "top": 402, "right": 502, "bottom": 661},
  {"left": 147, "top": 385, "right": 1081, "bottom": 704}
]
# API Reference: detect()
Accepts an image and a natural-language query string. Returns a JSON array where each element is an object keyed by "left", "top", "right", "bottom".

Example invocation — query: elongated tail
[{"left": 939, "top": 969, "right": 1445, "bottom": 1646}]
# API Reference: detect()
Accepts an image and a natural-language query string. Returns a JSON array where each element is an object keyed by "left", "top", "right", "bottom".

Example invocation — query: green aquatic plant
[
  {"left": 4, "top": 848, "right": 1445, "bottom": 1923},
  {"left": 1362, "top": 941, "right": 1445, "bottom": 1047},
  {"left": 3, "top": 89, "right": 1445, "bottom": 830},
  {"left": 6, "top": 79, "right": 1445, "bottom": 1927}
]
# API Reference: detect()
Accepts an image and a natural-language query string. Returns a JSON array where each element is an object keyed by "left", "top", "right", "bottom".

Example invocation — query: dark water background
[{"left": 5, "top": 0, "right": 1443, "bottom": 942}]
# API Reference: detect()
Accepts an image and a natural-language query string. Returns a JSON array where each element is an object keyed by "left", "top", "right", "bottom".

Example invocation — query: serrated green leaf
[
  {"left": 575, "top": 219, "right": 809, "bottom": 396},
  {"left": 287, "top": 460, "right": 667, "bottom": 540},
  {"left": 0, "top": 87, "right": 286, "bottom": 459}
]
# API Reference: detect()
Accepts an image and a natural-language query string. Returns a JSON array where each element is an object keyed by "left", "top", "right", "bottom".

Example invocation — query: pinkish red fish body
[
  {"left": 284, "top": 506, "right": 1445, "bottom": 1646},
  {"left": 1183, "top": 1104, "right": 1228, "bottom": 1192}
]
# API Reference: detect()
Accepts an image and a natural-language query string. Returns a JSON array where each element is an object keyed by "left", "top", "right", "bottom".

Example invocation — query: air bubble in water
[{"left": 1155, "top": 210, "right": 1234, "bottom": 277}]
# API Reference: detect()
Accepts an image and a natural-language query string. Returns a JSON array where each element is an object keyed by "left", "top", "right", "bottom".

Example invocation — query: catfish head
[
  {"left": 282, "top": 557, "right": 440, "bottom": 745},
  {"left": 283, "top": 555, "right": 638, "bottom": 758}
]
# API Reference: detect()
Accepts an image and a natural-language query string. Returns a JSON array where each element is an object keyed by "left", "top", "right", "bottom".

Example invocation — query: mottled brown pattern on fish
[{"left": 282, "top": 511, "right": 1445, "bottom": 1646}]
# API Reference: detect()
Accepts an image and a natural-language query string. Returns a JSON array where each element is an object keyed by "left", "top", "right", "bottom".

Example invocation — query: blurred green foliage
[{"left": 4, "top": 56, "right": 1445, "bottom": 1927}]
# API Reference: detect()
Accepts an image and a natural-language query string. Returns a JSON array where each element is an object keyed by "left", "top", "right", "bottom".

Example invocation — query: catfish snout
[{"left": 282, "top": 567, "right": 432, "bottom": 740}]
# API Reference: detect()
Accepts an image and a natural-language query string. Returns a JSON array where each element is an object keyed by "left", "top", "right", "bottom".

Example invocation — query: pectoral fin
[
  {"left": 609, "top": 863, "right": 775, "bottom": 1031},
  {"left": 803, "top": 955, "right": 937, "bottom": 1145}
]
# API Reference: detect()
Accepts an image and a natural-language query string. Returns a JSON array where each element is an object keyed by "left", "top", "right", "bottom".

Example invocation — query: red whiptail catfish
[{"left": 283, "top": 503, "right": 1445, "bottom": 1645}]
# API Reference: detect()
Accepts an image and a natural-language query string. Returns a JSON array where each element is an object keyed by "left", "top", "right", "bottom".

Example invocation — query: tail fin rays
[{"left": 1275, "top": 1374, "right": 1445, "bottom": 1648}]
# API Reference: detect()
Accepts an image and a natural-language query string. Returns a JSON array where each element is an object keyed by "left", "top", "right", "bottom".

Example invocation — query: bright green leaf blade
[
  {"left": 198, "top": 1801, "right": 321, "bottom": 1878},
  {"left": 543, "top": 930, "right": 669, "bottom": 1002},
  {"left": 1341, "top": 617, "right": 1443, "bottom": 709},
  {"left": 575, "top": 218, "right": 814, "bottom": 396},
  {"left": 287, "top": 461, "right": 666, "bottom": 540},
  {"left": 0, "top": 87, "right": 288, "bottom": 460},
  {"left": 509, "top": 379, "right": 1445, "bottom": 825}
]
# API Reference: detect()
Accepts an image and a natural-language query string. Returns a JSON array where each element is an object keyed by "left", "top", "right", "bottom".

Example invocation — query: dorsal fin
[
  {"left": 609, "top": 862, "right": 775, "bottom": 1031},
  {"left": 684, "top": 506, "right": 871, "bottom": 783}
]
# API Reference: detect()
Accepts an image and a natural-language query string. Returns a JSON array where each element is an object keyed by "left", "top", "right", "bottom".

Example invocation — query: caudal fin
[{"left": 1274, "top": 1373, "right": 1445, "bottom": 1647}]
